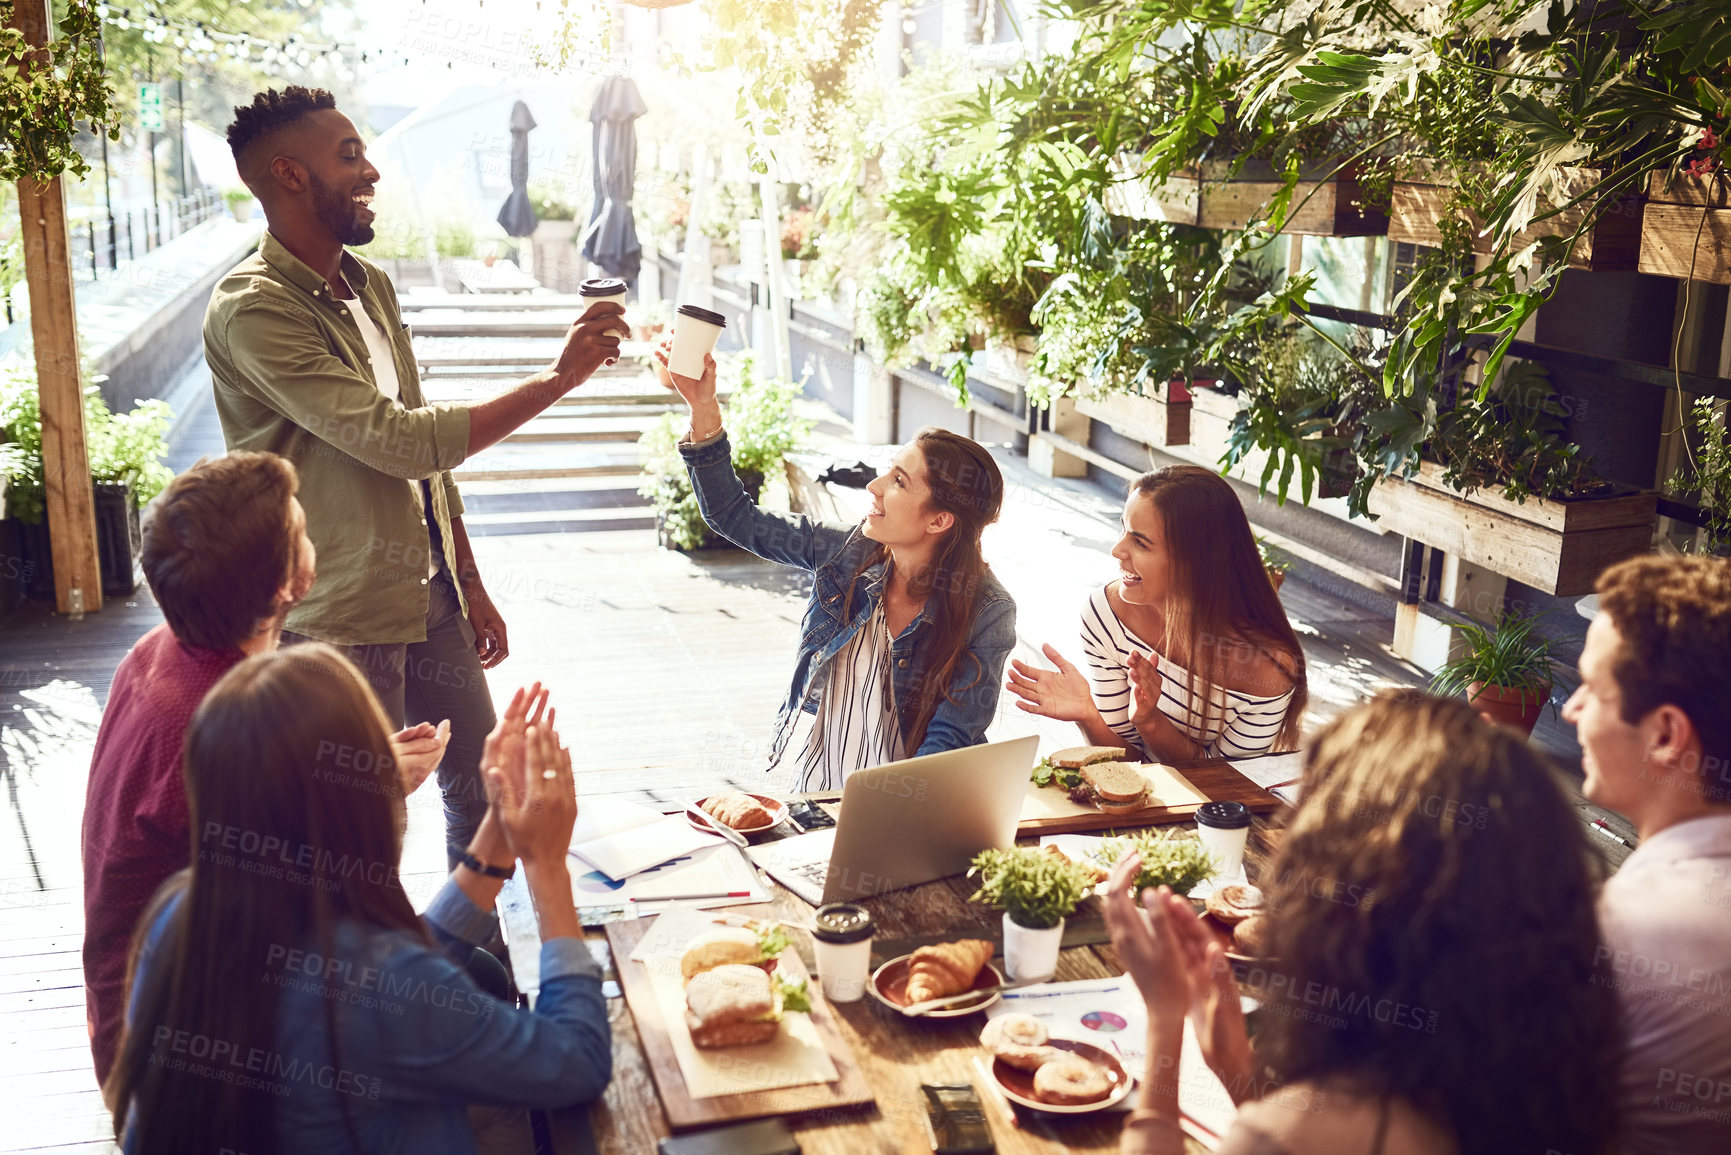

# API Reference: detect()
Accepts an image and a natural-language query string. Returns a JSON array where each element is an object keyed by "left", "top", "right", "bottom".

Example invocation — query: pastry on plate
[
  {"left": 980, "top": 1013, "right": 1059, "bottom": 1071},
  {"left": 1231, "top": 913, "right": 1269, "bottom": 958},
  {"left": 1033, "top": 1055, "right": 1111, "bottom": 1105},
  {"left": 1205, "top": 883, "right": 1265, "bottom": 927},
  {"left": 905, "top": 939, "right": 993, "bottom": 1003},
  {"left": 701, "top": 790, "right": 773, "bottom": 830}
]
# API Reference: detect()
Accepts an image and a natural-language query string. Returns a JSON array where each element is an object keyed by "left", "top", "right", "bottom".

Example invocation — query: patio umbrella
[
  {"left": 495, "top": 100, "right": 538, "bottom": 238},
  {"left": 581, "top": 75, "right": 647, "bottom": 286}
]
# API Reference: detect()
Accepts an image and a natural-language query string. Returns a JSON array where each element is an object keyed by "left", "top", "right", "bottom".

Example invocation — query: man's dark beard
[{"left": 308, "top": 170, "right": 374, "bottom": 245}]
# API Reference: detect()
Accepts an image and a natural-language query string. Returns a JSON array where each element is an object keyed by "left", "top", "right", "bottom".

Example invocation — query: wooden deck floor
[{"left": 0, "top": 383, "right": 1617, "bottom": 1152}]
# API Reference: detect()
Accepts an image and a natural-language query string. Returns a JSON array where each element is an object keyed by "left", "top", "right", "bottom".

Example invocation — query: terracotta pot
[
  {"left": 1466, "top": 681, "right": 1549, "bottom": 737},
  {"left": 1267, "top": 567, "right": 1287, "bottom": 591}
]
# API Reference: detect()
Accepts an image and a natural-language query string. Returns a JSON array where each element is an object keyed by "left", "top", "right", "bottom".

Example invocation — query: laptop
[{"left": 747, "top": 736, "right": 1038, "bottom": 905}]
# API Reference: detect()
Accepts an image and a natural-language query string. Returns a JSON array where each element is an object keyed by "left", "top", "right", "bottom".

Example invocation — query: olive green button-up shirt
[{"left": 204, "top": 232, "right": 472, "bottom": 645}]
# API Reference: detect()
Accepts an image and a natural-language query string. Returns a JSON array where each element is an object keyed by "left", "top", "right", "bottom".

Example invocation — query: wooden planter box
[
  {"left": 1387, "top": 164, "right": 1643, "bottom": 270},
  {"left": 1106, "top": 158, "right": 1387, "bottom": 236},
  {"left": 1075, "top": 385, "right": 1192, "bottom": 447},
  {"left": 1364, "top": 460, "right": 1655, "bottom": 596},
  {"left": 1638, "top": 172, "right": 1731, "bottom": 285}
]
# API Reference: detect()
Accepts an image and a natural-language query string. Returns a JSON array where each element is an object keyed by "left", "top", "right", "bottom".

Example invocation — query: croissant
[{"left": 905, "top": 938, "right": 993, "bottom": 1003}]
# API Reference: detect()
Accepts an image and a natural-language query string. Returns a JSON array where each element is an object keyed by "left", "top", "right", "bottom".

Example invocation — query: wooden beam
[{"left": 10, "top": 0, "right": 102, "bottom": 614}]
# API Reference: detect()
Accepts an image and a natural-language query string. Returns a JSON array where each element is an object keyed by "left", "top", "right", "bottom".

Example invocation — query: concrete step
[
  {"left": 411, "top": 338, "right": 653, "bottom": 367},
  {"left": 455, "top": 440, "right": 641, "bottom": 483},
  {"left": 502, "top": 414, "right": 652, "bottom": 445},
  {"left": 420, "top": 373, "right": 717, "bottom": 411}
]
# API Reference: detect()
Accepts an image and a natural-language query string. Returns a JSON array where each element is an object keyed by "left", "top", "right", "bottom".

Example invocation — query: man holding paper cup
[{"left": 204, "top": 86, "right": 632, "bottom": 866}]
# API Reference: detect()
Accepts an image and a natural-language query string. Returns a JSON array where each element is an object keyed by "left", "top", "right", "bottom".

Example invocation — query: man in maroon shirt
[
  {"left": 80, "top": 452, "right": 450, "bottom": 1084},
  {"left": 80, "top": 452, "right": 314, "bottom": 1084}
]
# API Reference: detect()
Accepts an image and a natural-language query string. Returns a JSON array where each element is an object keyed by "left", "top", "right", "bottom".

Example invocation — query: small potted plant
[
  {"left": 1108, "top": 830, "right": 1217, "bottom": 899},
  {"left": 222, "top": 187, "right": 255, "bottom": 222},
  {"left": 968, "top": 847, "right": 1094, "bottom": 983},
  {"left": 1256, "top": 536, "right": 1293, "bottom": 591},
  {"left": 1429, "top": 608, "right": 1565, "bottom": 737}
]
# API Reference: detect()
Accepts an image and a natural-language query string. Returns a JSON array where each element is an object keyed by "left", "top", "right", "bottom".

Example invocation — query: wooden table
[{"left": 499, "top": 760, "right": 1282, "bottom": 1154}]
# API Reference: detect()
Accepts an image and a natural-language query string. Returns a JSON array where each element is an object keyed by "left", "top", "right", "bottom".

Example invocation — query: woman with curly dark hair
[{"left": 1106, "top": 690, "right": 1620, "bottom": 1155}]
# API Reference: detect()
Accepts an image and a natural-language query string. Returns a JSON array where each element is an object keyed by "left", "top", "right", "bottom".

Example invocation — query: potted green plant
[
  {"left": 636, "top": 352, "right": 810, "bottom": 551},
  {"left": 222, "top": 187, "right": 255, "bottom": 222},
  {"left": 1666, "top": 397, "right": 1731, "bottom": 556},
  {"left": 1256, "top": 536, "right": 1292, "bottom": 591},
  {"left": 968, "top": 846, "right": 1094, "bottom": 983},
  {"left": 1429, "top": 609, "right": 1566, "bottom": 738},
  {"left": 1107, "top": 830, "right": 1217, "bottom": 900},
  {"left": 0, "top": 365, "right": 172, "bottom": 598}
]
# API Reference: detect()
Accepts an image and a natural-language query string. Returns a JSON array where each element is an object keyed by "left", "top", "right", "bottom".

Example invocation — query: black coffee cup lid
[
  {"left": 676, "top": 304, "right": 727, "bottom": 327},
  {"left": 578, "top": 277, "right": 628, "bottom": 297},
  {"left": 1196, "top": 800, "right": 1251, "bottom": 829},
  {"left": 812, "top": 902, "right": 874, "bottom": 943}
]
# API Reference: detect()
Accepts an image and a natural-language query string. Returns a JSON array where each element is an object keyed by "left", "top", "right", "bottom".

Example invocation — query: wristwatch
[{"left": 455, "top": 850, "right": 516, "bottom": 880}]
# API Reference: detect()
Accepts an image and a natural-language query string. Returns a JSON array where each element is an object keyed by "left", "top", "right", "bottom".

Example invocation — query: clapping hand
[
  {"left": 391, "top": 720, "right": 451, "bottom": 795},
  {"left": 1007, "top": 644, "right": 1097, "bottom": 723},
  {"left": 1126, "top": 650, "right": 1165, "bottom": 732},
  {"left": 484, "top": 717, "right": 576, "bottom": 868},
  {"left": 1103, "top": 854, "right": 1191, "bottom": 1019},
  {"left": 1106, "top": 853, "right": 1255, "bottom": 1095}
]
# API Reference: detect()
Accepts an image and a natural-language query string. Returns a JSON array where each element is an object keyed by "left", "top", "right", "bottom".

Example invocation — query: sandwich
[
  {"left": 1030, "top": 746, "right": 1127, "bottom": 793},
  {"left": 680, "top": 926, "right": 812, "bottom": 1049},
  {"left": 1078, "top": 761, "right": 1151, "bottom": 815},
  {"left": 680, "top": 925, "right": 788, "bottom": 980}
]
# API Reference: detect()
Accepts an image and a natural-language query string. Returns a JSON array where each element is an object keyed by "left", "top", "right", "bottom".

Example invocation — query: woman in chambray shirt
[
  {"left": 656, "top": 347, "right": 1016, "bottom": 790},
  {"left": 107, "top": 649, "right": 607, "bottom": 1154}
]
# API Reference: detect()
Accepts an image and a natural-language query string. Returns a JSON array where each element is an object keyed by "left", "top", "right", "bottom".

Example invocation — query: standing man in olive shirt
[{"left": 205, "top": 87, "right": 627, "bottom": 863}]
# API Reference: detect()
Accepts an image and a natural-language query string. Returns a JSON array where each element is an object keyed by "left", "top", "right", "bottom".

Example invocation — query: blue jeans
[{"left": 283, "top": 570, "right": 495, "bottom": 868}]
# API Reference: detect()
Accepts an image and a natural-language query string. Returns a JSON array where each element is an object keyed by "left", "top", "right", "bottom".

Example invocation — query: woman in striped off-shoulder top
[{"left": 1007, "top": 465, "right": 1307, "bottom": 761}]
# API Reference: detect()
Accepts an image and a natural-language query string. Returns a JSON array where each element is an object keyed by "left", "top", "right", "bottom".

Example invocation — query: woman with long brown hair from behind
[
  {"left": 1105, "top": 690, "right": 1621, "bottom": 1154},
  {"left": 107, "top": 646, "right": 608, "bottom": 1154},
  {"left": 655, "top": 347, "right": 1015, "bottom": 791},
  {"left": 1009, "top": 464, "right": 1307, "bottom": 760}
]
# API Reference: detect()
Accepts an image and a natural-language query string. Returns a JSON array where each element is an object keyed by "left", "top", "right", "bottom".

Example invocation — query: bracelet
[{"left": 456, "top": 850, "right": 516, "bottom": 880}]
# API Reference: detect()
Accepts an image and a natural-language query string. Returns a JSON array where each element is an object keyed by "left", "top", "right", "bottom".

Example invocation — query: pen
[
  {"left": 1589, "top": 819, "right": 1631, "bottom": 847},
  {"left": 627, "top": 891, "right": 753, "bottom": 902}
]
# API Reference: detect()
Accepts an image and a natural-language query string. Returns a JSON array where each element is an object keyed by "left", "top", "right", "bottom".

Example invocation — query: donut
[
  {"left": 1231, "top": 913, "right": 1269, "bottom": 958},
  {"left": 1033, "top": 1055, "right": 1111, "bottom": 1105},
  {"left": 981, "top": 1013, "right": 1059, "bottom": 1070},
  {"left": 1206, "top": 883, "right": 1265, "bottom": 927}
]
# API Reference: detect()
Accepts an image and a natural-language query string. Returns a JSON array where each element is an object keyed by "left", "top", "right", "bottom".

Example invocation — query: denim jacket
[
  {"left": 681, "top": 432, "right": 1017, "bottom": 770},
  {"left": 125, "top": 880, "right": 609, "bottom": 1154}
]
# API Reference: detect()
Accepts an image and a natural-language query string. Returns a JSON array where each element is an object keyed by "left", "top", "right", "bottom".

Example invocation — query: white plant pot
[{"left": 1002, "top": 913, "right": 1064, "bottom": 984}]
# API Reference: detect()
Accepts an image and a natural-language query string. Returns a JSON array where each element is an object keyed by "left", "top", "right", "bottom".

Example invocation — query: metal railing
[{"left": 66, "top": 188, "right": 223, "bottom": 282}]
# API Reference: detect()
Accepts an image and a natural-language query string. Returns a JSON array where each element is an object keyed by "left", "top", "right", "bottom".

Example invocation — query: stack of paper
[
  {"left": 1223, "top": 751, "right": 1303, "bottom": 806},
  {"left": 565, "top": 798, "right": 770, "bottom": 917}
]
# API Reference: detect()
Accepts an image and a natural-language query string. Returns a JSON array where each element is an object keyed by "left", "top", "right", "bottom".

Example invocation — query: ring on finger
[{"left": 542, "top": 769, "right": 558, "bottom": 781}]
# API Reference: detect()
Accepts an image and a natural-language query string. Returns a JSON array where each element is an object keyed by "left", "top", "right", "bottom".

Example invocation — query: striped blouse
[
  {"left": 792, "top": 600, "right": 906, "bottom": 792},
  {"left": 1080, "top": 585, "right": 1294, "bottom": 760}
]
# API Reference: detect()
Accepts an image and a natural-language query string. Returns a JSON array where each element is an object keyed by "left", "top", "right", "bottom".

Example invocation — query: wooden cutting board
[
  {"left": 1015, "top": 759, "right": 1282, "bottom": 835},
  {"left": 604, "top": 915, "right": 876, "bottom": 1131}
]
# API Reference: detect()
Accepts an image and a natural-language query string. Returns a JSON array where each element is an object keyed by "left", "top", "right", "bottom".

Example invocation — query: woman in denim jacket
[{"left": 656, "top": 347, "right": 1017, "bottom": 790}]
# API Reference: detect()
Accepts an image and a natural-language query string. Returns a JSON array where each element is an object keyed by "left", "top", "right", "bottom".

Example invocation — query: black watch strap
[{"left": 456, "top": 850, "right": 516, "bottom": 880}]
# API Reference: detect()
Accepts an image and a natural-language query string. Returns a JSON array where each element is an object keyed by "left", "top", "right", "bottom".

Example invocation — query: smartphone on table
[{"left": 921, "top": 1083, "right": 994, "bottom": 1153}]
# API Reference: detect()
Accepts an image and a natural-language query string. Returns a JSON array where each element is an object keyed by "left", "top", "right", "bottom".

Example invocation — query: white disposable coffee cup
[
  {"left": 578, "top": 277, "right": 629, "bottom": 309},
  {"left": 811, "top": 902, "right": 874, "bottom": 1003},
  {"left": 668, "top": 304, "right": 727, "bottom": 379},
  {"left": 1196, "top": 801, "right": 1251, "bottom": 881}
]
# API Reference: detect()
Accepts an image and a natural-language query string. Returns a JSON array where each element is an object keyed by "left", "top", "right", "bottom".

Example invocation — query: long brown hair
[
  {"left": 1255, "top": 690, "right": 1620, "bottom": 1153},
  {"left": 106, "top": 645, "right": 426, "bottom": 1155},
  {"left": 1132, "top": 465, "right": 1307, "bottom": 748},
  {"left": 848, "top": 427, "right": 1004, "bottom": 751}
]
